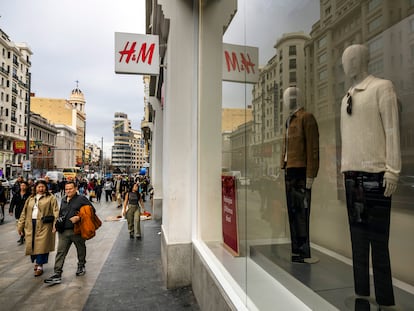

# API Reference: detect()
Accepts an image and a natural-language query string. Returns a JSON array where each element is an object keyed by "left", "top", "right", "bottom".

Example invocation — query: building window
[
  {"left": 369, "top": 16, "right": 382, "bottom": 32},
  {"left": 289, "top": 71, "right": 296, "bottom": 83},
  {"left": 318, "top": 87, "right": 328, "bottom": 98},
  {"left": 325, "top": 6, "right": 331, "bottom": 16},
  {"left": 318, "top": 52, "right": 327, "bottom": 64},
  {"left": 368, "top": 0, "right": 382, "bottom": 12},
  {"left": 289, "top": 59, "right": 297, "bottom": 69},
  {"left": 289, "top": 45, "right": 296, "bottom": 56},
  {"left": 318, "top": 36, "right": 327, "bottom": 48},
  {"left": 368, "top": 36, "right": 383, "bottom": 54},
  {"left": 319, "top": 69, "right": 327, "bottom": 80}
]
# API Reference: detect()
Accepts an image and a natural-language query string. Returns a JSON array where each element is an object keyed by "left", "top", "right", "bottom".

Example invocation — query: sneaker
[
  {"left": 76, "top": 265, "right": 86, "bottom": 276},
  {"left": 44, "top": 274, "right": 62, "bottom": 284}
]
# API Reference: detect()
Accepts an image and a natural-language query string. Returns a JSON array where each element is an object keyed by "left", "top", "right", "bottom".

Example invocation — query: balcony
[{"left": 0, "top": 66, "right": 9, "bottom": 76}]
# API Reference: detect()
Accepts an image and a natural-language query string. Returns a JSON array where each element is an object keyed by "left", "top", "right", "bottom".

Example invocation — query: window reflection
[{"left": 219, "top": 0, "right": 414, "bottom": 309}]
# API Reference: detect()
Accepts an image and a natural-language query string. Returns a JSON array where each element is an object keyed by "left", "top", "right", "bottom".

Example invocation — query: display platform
[{"left": 250, "top": 244, "right": 413, "bottom": 310}]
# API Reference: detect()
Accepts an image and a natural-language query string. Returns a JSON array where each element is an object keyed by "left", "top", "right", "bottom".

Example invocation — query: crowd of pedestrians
[{"left": 1, "top": 172, "right": 153, "bottom": 284}]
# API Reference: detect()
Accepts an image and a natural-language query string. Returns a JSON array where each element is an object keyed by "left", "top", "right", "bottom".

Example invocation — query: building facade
[
  {"left": 0, "top": 28, "right": 32, "bottom": 178},
  {"left": 30, "top": 86, "right": 86, "bottom": 168},
  {"left": 29, "top": 113, "right": 58, "bottom": 176},
  {"left": 111, "top": 112, "right": 132, "bottom": 173}
]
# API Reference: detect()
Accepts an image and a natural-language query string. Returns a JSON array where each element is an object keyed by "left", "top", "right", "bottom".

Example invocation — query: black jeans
[
  {"left": 284, "top": 167, "right": 311, "bottom": 258},
  {"left": 344, "top": 171, "right": 394, "bottom": 306}
]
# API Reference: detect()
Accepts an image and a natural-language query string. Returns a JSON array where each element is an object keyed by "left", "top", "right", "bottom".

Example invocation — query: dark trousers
[
  {"left": 54, "top": 229, "right": 86, "bottom": 274},
  {"left": 105, "top": 190, "right": 112, "bottom": 202},
  {"left": 284, "top": 167, "right": 311, "bottom": 258},
  {"left": 344, "top": 171, "right": 394, "bottom": 306}
]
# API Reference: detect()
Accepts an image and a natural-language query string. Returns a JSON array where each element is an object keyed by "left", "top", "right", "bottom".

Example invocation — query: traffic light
[{"left": 47, "top": 147, "right": 51, "bottom": 154}]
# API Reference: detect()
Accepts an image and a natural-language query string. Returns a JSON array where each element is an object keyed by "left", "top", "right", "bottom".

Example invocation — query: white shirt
[
  {"left": 340, "top": 75, "right": 401, "bottom": 182},
  {"left": 32, "top": 194, "right": 43, "bottom": 219}
]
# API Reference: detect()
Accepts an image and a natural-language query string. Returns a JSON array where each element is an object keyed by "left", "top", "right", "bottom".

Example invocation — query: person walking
[
  {"left": 122, "top": 183, "right": 143, "bottom": 239},
  {"left": 16, "top": 180, "right": 59, "bottom": 276},
  {"left": 95, "top": 179, "right": 103, "bottom": 203},
  {"left": 9, "top": 181, "right": 30, "bottom": 244},
  {"left": 0, "top": 180, "right": 8, "bottom": 224},
  {"left": 114, "top": 175, "right": 126, "bottom": 208},
  {"left": 44, "top": 181, "right": 93, "bottom": 284},
  {"left": 103, "top": 178, "right": 113, "bottom": 202}
]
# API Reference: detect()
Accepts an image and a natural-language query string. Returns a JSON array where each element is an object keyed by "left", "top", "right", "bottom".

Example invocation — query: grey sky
[{"left": 1, "top": 0, "right": 146, "bottom": 157}]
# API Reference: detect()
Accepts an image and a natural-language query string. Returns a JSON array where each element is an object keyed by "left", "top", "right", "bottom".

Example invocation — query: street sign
[{"left": 22, "top": 160, "right": 31, "bottom": 171}]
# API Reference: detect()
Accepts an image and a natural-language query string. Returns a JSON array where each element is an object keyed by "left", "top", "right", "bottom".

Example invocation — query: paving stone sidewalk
[{"left": 83, "top": 217, "right": 200, "bottom": 311}]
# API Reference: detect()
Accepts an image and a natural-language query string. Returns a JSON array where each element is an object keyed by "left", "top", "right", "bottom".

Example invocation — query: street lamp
[{"left": 25, "top": 72, "right": 31, "bottom": 180}]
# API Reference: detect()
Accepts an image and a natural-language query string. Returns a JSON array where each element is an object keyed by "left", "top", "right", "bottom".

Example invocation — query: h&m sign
[
  {"left": 115, "top": 32, "right": 159, "bottom": 75},
  {"left": 222, "top": 43, "right": 259, "bottom": 84}
]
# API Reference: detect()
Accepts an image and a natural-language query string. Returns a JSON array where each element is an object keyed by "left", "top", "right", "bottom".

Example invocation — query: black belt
[{"left": 344, "top": 171, "right": 384, "bottom": 182}]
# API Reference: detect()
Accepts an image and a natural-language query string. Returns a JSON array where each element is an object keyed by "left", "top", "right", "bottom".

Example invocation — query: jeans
[
  {"left": 284, "top": 167, "right": 311, "bottom": 258},
  {"left": 344, "top": 171, "right": 394, "bottom": 306},
  {"left": 54, "top": 229, "right": 86, "bottom": 274}
]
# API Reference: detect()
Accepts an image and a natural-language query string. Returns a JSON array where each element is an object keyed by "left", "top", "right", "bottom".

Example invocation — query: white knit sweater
[{"left": 340, "top": 75, "right": 401, "bottom": 182}]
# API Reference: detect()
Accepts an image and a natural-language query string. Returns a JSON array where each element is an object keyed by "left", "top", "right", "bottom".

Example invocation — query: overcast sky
[{"left": 1, "top": 0, "right": 146, "bottom": 157}]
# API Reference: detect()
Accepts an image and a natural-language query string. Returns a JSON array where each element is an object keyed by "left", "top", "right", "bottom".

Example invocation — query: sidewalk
[
  {"left": 0, "top": 196, "right": 200, "bottom": 311},
  {"left": 83, "top": 208, "right": 200, "bottom": 310}
]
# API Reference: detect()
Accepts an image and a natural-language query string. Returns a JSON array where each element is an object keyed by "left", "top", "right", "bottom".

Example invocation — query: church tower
[
  {"left": 68, "top": 81, "right": 87, "bottom": 167},
  {"left": 69, "top": 81, "right": 86, "bottom": 113}
]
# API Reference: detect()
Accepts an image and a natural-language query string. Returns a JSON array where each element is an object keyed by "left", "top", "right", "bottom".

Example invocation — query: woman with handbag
[
  {"left": 122, "top": 183, "right": 143, "bottom": 239},
  {"left": 17, "top": 180, "right": 59, "bottom": 276}
]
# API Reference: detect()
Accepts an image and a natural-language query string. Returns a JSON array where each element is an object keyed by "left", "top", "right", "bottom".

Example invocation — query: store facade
[{"left": 146, "top": 1, "right": 414, "bottom": 310}]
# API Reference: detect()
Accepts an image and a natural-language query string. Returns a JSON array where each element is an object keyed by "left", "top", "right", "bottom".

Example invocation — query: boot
[{"left": 17, "top": 236, "right": 24, "bottom": 245}]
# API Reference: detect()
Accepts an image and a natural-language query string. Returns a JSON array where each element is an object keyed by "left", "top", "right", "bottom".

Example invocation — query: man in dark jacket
[{"left": 44, "top": 181, "right": 92, "bottom": 284}]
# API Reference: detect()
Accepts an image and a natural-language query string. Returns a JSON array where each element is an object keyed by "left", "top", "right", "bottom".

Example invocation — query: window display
[
  {"left": 341, "top": 44, "right": 401, "bottom": 307},
  {"left": 280, "top": 87, "right": 319, "bottom": 264}
]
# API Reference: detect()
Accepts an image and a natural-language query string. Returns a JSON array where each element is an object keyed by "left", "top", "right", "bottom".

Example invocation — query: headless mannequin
[
  {"left": 281, "top": 87, "right": 319, "bottom": 263},
  {"left": 341, "top": 44, "right": 401, "bottom": 307}
]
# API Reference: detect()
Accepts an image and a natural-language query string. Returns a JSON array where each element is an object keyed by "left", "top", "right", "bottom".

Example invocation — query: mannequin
[
  {"left": 341, "top": 44, "right": 401, "bottom": 307},
  {"left": 280, "top": 87, "right": 319, "bottom": 263}
]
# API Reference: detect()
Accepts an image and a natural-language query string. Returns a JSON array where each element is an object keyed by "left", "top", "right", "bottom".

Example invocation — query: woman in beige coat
[{"left": 17, "top": 180, "right": 59, "bottom": 276}]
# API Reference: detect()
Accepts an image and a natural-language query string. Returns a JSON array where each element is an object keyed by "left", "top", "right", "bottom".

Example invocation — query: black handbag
[
  {"left": 41, "top": 215, "right": 55, "bottom": 223},
  {"left": 55, "top": 215, "right": 66, "bottom": 233}
]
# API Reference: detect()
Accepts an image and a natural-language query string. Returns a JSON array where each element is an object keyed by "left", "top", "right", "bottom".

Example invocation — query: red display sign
[
  {"left": 13, "top": 141, "right": 27, "bottom": 154},
  {"left": 222, "top": 175, "right": 239, "bottom": 256}
]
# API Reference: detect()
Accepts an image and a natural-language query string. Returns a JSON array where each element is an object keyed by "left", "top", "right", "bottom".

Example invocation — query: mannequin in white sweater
[{"left": 340, "top": 44, "right": 401, "bottom": 307}]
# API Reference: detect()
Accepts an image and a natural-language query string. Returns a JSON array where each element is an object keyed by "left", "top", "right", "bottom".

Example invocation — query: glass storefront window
[{"left": 205, "top": 0, "right": 414, "bottom": 309}]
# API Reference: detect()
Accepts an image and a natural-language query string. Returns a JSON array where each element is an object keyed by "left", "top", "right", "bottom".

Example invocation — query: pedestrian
[
  {"left": 87, "top": 179, "right": 96, "bottom": 202},
  {"left": 0, "top": 180, "right": 7, "bottom": 224},
  {"left": 16, "top": 180, "right": 59, "bottom": 277},
  {"left": 9, "top": 181, "right": 30, "bottom": 244},
  {"left": 44, "top": 181, "right": 93, "bottom": 284},
  {"left": 103, "top": 178, "right": 113, "bottom": 202},
  {"left": 11, "top": 175, "right": 23, "bottom": 196},
  {"left": 95, "top": 179, "right": 102, "bottom": 203},
  {"left": 122, "top": 183, "right": 143, "bottom": 239},
  {"left": 114, "top": 175, "right": 126, "bottom": 208}
]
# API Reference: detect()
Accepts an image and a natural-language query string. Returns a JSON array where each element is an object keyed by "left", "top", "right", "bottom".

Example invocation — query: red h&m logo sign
[
  {"left": 222, "top": 43, "right": 259, "bottom": 84},
  {"left": 115, "top": 32, "right": 159, "bottom": 75}
]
